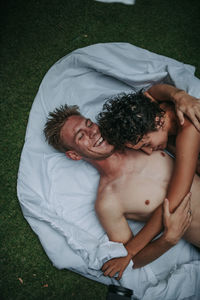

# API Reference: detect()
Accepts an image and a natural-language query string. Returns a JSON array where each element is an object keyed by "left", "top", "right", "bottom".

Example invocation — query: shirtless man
[{"left": 44, "top": 85, "right": 200, "bottom": 279}]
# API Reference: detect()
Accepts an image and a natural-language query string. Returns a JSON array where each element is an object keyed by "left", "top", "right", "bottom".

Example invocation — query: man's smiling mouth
[{"left": 93, "top": 136, "right": 104, "bottom": 147}]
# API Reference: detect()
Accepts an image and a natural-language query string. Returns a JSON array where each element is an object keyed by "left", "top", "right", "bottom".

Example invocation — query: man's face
[
  {"left": 127, "top": 127, "right": 168, "bottom": 155},
  {"left": 60, "top": 115, "right": 115, "bottom": 160}
]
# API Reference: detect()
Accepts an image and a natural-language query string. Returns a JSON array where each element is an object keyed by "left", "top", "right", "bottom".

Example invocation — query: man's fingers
[
  {"left": 182, "top": 196, "right": 190, "bottom": 212},
  {"left": 188, "top": 213, "right": 193, "bottom": 226},
  {"left": 183, "top": 213, "right": 192, "bottom": 233},
  {"left": 178, "top": 192, "right": 192, "bottom": 211},
  {"left": 183, "top": 202, "right": 191, "bottom": 220},
  {"left": 183, "top": 202, "right": 191, "bottom": 218},
  {"left": 180, "top": 194, "right": 192, "bottom": 232},
  {"left": 163, "top": 198, "right": 170, "bottom": 217}
]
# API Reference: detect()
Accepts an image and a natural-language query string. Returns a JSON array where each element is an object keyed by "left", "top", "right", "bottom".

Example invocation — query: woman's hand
[
  {"left": 173, "top": 90, "right": 200, "bottom": 131},
  {"left": 147, "top": 84, "right": 200, "bottom": 131},
  {"left": 101, "top": 253, "right": 132, "bottom": 280}
]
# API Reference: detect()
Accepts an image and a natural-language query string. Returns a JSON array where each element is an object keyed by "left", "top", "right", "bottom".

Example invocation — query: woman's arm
[
  {"left": 164, "top": 119, "right": 200, "bottom": 211},
  {"left": 167, "top": 142, "right": 200, "bottom": 176},
  {"left": 147, "top": 84, "right": 200, "bottom": 131}
]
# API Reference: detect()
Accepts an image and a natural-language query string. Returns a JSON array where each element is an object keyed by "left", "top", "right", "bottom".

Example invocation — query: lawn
[{"left": 1, "top": 0, "right": 200, "bottom": 299}]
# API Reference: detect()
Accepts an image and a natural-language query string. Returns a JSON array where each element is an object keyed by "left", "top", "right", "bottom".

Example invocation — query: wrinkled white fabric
[{"left": 17, "top": 43, "right": 200, "bottom": 299}]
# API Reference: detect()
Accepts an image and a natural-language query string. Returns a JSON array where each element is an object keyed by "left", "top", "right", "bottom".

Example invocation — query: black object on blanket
[{"left": 106, "top": 285, "right": 136, "bottom": 299}]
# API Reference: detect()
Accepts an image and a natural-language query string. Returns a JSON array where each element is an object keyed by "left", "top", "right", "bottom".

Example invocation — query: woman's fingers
[{"left": 176, "top": 109, "right": 185, "bottom": 126}]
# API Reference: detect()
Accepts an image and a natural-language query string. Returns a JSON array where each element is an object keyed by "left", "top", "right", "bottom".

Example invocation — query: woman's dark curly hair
[{"left": 97, "top": 90, "right": 165, "bottom": 150}]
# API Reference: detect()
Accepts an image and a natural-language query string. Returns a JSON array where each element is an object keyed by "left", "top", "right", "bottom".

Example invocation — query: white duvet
[{"left": 17, "top": 43, "right": 200, "bottom": 299}]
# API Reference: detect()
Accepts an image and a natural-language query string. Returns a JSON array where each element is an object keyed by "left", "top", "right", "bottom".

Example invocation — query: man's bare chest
[{"left": 114, "top": 151, "right": 174, "bottom": 220}]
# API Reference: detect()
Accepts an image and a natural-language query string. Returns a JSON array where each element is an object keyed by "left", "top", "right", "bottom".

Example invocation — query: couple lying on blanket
[{"left": 44, "top": 83, "right": 200, "bottom": 280}]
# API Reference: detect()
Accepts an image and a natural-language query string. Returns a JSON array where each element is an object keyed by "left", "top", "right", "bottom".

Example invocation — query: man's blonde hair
[{"left": 44, "top": 104, "right": 81, "bottom": 152}]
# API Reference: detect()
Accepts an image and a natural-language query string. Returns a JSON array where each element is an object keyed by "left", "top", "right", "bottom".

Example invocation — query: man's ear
[{"left": 65, "top": 150, "right": 82, "bottom": 161}]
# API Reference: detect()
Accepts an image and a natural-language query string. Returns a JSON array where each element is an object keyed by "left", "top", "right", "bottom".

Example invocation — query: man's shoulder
[
  {"left": 96, "top": 182, "right": 119, "bottom": 204},
  {"left": 95, "top": 183, "right": 120, "bottom": 215}
]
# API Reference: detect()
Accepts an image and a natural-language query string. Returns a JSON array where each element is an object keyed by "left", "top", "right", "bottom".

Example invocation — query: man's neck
[{"left": 87, "top": 150, "right": 128, "bottom": 180}]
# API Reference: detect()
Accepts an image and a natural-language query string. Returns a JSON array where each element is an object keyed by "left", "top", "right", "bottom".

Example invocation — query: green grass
[{"left": 1, "top": 0, "right": 200, "bottom": 299}]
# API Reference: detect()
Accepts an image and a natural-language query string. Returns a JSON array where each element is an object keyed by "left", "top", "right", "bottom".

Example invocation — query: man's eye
[
  {"left": 87, "top": 119, "right": 93, "bottom": 127},
  {"left": 79, "top": 133, "right": 84, "bottom": 140}
]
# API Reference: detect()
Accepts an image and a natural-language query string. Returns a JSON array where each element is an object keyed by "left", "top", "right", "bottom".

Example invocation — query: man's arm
[
  {"left": 147, "top": 84, "right": 200, "bottom": 131},
  {"left": 95, "top": 192, "right": 133, "bottom": 244},
  {"left": 101, "top": 193, "right": 192, "bottom": 279}
]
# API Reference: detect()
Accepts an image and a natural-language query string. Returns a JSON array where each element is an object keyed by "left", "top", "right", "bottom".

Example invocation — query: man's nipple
[
  {"left": 145, "top": 199, "right": 150, "bottom": 205},
  {"left": 161, "top": 152, "right": 165, "bottom": 157}
]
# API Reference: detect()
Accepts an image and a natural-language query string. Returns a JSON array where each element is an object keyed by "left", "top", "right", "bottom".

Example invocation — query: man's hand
[
  {"left": 163, "top": 192, "right": 192, "bottom": 245},
  {"left": 173, "top": 90, "right": 200, "bottom": 131},
  {"left": 101, "top": 253, "right": 132, "bottom": 280}
]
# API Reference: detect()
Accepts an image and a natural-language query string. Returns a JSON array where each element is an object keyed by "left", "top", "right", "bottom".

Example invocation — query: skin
[
  {"left": 100, "top": 87, "right": 200, "bottom": 279},
  {"left": 96, "top": 148, "right": 200, "bottom": 279},
  {"left": 58, "top": 85, "right": 200, "bottom": 281},
  {"left": 146, "top": 85, "right": 200, "bottom": 132},
  {"left": 95, "top": 148, "right": 197, "bottom": 234},
  {"left": 60, "top": 114, "right": 199, "bottom": 272},
  {"left": 60, "top": 115, "right": 114, "bottom": 160},
  {"left": 111, "top": 93, "right": 200, "bottom": 279},
  {"left": 126, "top": 126, "right": 169, "bottom": 155}
]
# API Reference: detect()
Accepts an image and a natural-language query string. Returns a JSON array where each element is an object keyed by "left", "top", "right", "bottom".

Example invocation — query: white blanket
[{"left": 17, "top": 43, "right": 200, "bottom": 299}]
